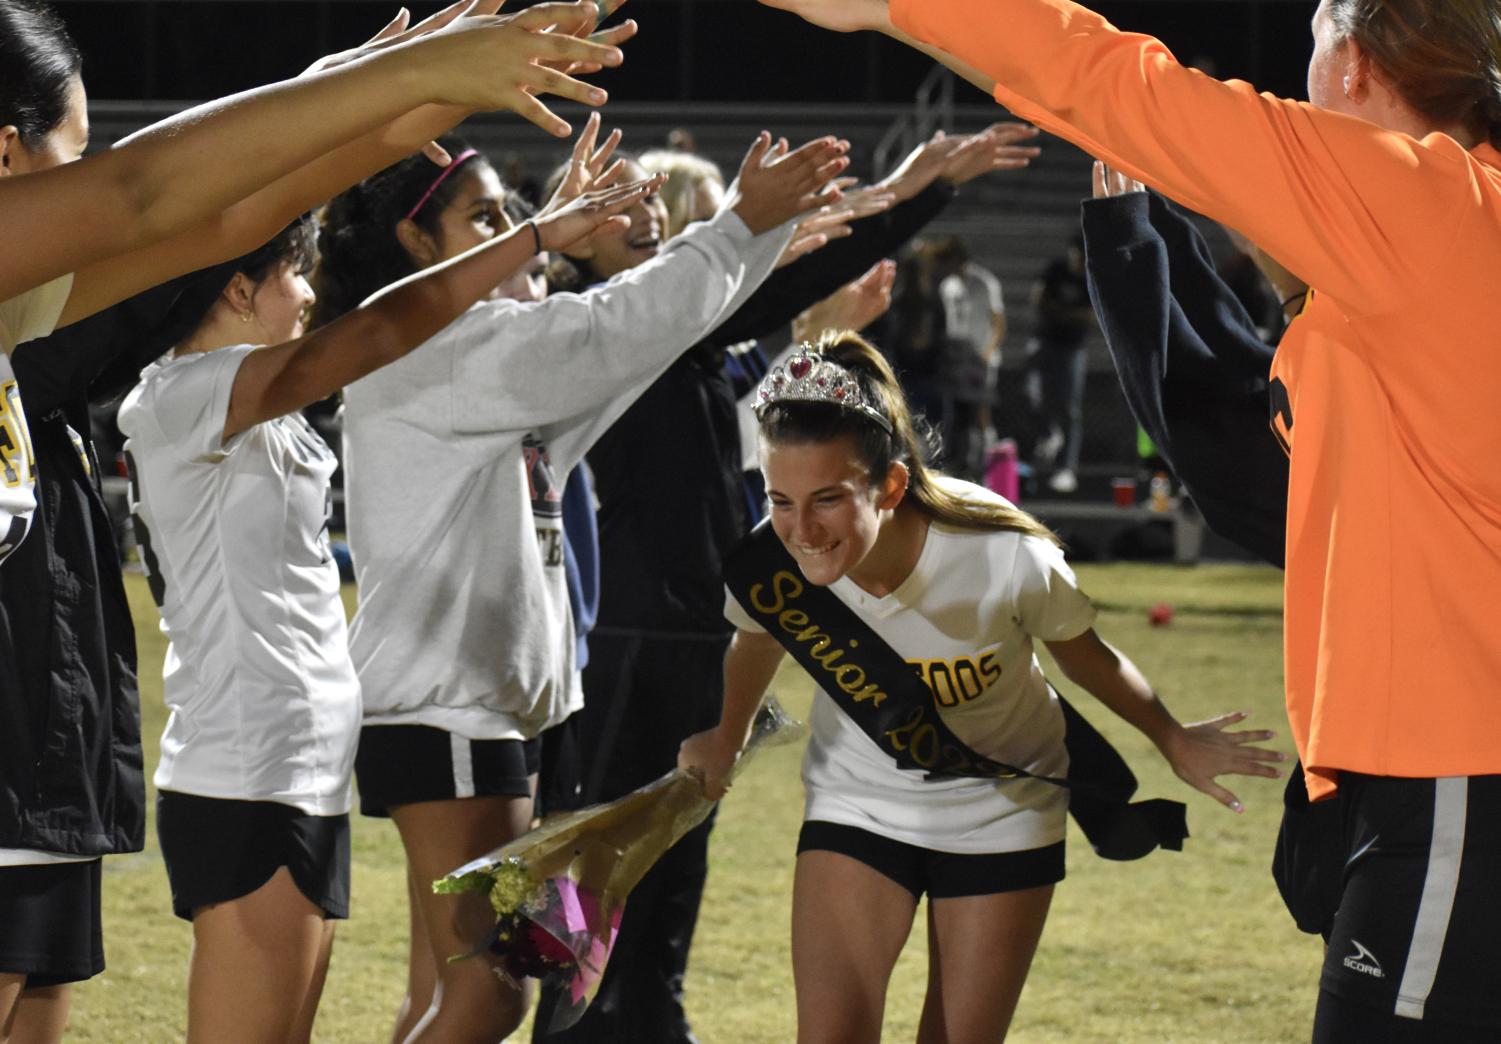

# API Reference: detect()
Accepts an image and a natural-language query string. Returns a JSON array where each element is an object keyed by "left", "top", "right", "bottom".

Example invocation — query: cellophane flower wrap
[{"left": 434, "top": 697, "right": 804, "bottom": 1032}]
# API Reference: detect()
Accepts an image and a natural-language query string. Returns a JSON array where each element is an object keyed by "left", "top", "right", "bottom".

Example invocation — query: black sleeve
[
  {"left": 11, "top": 263, "right": 235, "bottom": 413},
  {"left": 704, "top": 180, "right": 958, "bottom": 348},
  {"left": 1081, "top": 192, "right": 1289, "bottom": 568}
]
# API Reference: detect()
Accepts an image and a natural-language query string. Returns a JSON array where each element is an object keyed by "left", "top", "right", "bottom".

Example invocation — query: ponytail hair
[
  {"left": 758, "top": 330, "right": 1059, "bottom": 544},
  {"left": 311, "top": 136, "right": 488, "bottom": 328}
]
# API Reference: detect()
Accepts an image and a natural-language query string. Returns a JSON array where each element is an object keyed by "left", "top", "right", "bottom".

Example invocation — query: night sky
[{"left": 53, "top": 0, "right": 1318, "bottom": 107}]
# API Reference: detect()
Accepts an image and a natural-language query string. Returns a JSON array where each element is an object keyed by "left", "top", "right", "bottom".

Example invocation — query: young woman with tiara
[
  {"left": 761, "top": 0, "right": 1501, "bottom": 1034},
  {"left": 679, "top": 331, "right": 1282, "bottom": 1042},
  {"left": 313, "top": 118, "right": 846, "bottom": 1042},
  {"left": 544, "top": 124, "right": 1040, "bottom": 1043}
]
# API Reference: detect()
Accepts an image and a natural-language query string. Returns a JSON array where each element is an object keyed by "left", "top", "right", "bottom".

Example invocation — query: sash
[{"left": 724, "top": 522, "right": 1187, "bottom": 861}]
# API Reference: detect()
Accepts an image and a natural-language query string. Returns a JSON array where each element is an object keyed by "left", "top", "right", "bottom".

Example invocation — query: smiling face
[
  {"left": 761, "top": 434, "right": 903, "bottom": 587},
  {"left": 579, "top": 159, "right": 668, "bottom": 279},
  {"left": 247, "top": 260, "right": 316, "bottom": 344}
]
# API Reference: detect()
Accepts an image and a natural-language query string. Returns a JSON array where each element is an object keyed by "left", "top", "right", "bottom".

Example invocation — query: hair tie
[{"left": 403, "top": 148, "right": 480, "bottom": 222}]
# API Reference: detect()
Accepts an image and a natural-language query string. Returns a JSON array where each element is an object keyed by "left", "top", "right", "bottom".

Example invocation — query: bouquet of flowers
[{"left": 434, "top": 697, "right": 803, "bottom": 1032}]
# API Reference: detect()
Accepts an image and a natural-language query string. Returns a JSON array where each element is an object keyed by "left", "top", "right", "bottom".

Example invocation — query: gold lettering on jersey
[
  {"left": 905, "top": 653, "right": 1002, "bottom": 707},
  {"left": 0, "top": 380, "right": 33, "bottom": 489},
  {"left": 747, "top": 569, "right": 888, "bottom": 706}
]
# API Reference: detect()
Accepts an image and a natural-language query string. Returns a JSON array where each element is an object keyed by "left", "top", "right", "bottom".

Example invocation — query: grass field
[{"left": 67, "top": 563, "right": 1321, "bottom": 1042}]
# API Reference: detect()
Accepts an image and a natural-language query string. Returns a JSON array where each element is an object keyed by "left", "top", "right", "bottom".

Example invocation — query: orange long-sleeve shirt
[{"left": 891, "top": 0, "right": 1501, "bottom": 799}]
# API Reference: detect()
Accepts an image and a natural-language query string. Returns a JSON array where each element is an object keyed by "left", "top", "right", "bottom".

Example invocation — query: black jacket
[
  {"left": 1080, "top": 191, "right": 1288, "bottom": 567},
  {"left": 589, "top": 182, "right": 957, "bottom": 636},
  {"left": 0, "top": 271, "right": 224, "bottom": 854}
]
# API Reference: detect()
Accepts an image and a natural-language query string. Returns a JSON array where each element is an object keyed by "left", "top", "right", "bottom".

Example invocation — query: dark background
[{"left": 54, "top": 0, "right": 1316, "bottom": 106}]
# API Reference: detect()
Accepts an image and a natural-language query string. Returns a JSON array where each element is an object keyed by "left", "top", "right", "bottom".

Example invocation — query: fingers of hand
[
  {"left": 420, "top": 0, "right": 474, "bottom": 33},
  {"left": 573, "top": 110, "right": 601, "bottom": 162},
  {"left": 590, "top": 18, "right": 637, "bottom": 47},
  {"left": 789, "top": 233, "right": 827, "bottom": 257},
  {"left": 1192, "top": 711, "right": 1251, "bottom": 731},
  {"left": 1206, "top": 782, "right": 1244, "bottom": 813},
  {"left": 508, "top": 91, "right": 572, "bottom": 137},
  {"left": 596, "top": 0, "right": 629, "bottom": 21},
  {"left": 740, "top": 131, "right": 773, "bottom": 173},
  {"left": 521, "top": 62, "right": 608, "bottom": 106},
  {"left": 590, "top": 128, "right": 622, "bottom": 173},
  {"left": 514, "top": 1, "right": 599, "bottom": 32},
  {"left": 595, "top": 158, "right": 627, "bottom": 189},
  {"left": 421, "top": 140, "right": 453, "bottom": 166},
  {"left": 371, "top": 8, "right": 412, "bottom": 43}
]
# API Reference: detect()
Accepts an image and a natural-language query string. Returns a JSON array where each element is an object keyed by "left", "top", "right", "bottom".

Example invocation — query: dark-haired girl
[
  {"left": 763, "top": 0, "right": 1501, "bottom": 1034},
  {"left": 316, "top": 120, "right": 843, "bottom": 1042},
  {"left": 680, "top": 332, "right": 1280, "bottom": 1042},
  {"left": 116, "top": 174, "right": 653, "bottom": 1044}
]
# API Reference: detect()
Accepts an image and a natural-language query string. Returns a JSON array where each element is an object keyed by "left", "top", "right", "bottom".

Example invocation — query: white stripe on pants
[
  {"left": 450, "top": 733, "right": 476, "bottom": 800},
  {"left": 1395, "top": 777, "right": 1467, "bottom": 1020}
]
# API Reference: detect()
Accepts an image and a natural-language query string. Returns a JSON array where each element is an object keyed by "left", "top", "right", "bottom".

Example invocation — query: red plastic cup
[{"left": 1111, "top": 477, "right": 1136, "bottom": 508}]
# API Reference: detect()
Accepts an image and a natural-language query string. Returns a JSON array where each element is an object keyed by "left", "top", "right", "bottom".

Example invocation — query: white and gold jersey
[{"left": 728, "top": 480, "right": 1095, "bottom": 854}]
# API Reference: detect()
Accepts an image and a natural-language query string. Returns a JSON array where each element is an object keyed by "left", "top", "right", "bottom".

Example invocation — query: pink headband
[{"left": 403, "top": 148, "right": 480, "bottom": 222}]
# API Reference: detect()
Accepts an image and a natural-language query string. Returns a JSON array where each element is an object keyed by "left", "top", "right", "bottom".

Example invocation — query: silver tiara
[{"left": 753, "top": 345, "right": 892, "bottom": 433}]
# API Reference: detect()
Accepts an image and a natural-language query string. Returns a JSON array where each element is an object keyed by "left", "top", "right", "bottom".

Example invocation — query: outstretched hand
[
  {"left": 776, "top": 182, "right": 896, "bottom": 267},
  {"left": 304, "top": 0, "right": 632, "bottom": 147},
  {"left": 940, "top": 123, "right": 1042, "bottom": 183},
  {"left": 723, "top": 132, "right": 851, "bottom": 236},
  {"left": 542, "top": 111, "right": 626, "bottom": 208},
  {"left": 1092, "top": 160, "right": 1146, "bottom": 198},
  {"left": 881, "top": 124, "right": 1040, "bottom": 201},
  {"left": 792, "top": 258, "right": 897, "bottom": 340},
  {"left": 1160, "top": 711, "right": 1286, "bottom": 814},
  {"left": 534, "top": 173, "right": 666, "bottom": 252},
  {"left": 386, "top": 1, "right": 628, "bottom": 137}
]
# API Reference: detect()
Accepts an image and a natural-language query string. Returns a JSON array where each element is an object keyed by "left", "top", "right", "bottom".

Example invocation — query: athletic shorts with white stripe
[
  {"left": 1315, "top": 773, "right": 1501, "bottom": 1035},
  {"left": 354, "top": 724, "right": 540, "bottom": 818}
]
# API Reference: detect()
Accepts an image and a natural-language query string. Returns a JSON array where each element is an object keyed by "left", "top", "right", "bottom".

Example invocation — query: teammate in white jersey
[
  {"left": 118, "top": 170, "right": 661, "bottom": 1044},
  {"left": 680, "top": 332, "right": 1285, "bottom": 1042},
  {"left": 314, "top": 119, "right": 847, "bottom": 1043}
]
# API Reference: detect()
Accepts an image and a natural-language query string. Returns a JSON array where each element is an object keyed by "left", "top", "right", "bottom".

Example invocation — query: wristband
[{"left": 525, "top": 220, "right": 543, "bottom": 256}]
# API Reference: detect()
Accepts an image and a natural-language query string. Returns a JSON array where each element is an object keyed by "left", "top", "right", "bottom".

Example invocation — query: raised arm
[
  {"left": 1045, "top": 629, "right": 1285, "bottom": 812},
  {"left": 221, "top": 176, "right": 659, "bottom": 440},
  {"left": 2, "top": 1, "right": 624, "bottom": 309},
  {"left": 60, "top": 6, "right": 641, "bottom": 327},
  {"left": 759, "top": 0, "right": 1474, "bottom": 319},
  {"left": 678, "top": 629, "right": 787, "bottom": 799}
]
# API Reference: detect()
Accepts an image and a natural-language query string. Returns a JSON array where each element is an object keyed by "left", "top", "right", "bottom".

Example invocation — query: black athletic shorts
[
  {"left": 355, "top": 724, "right": 540, "bottom": 817},
  {"left": 156, "top": 791, "right": 350, "bottom": 922},
  {"left": 1312, "top": 774, "right": 1501, "bottom": 1035},
  {"left": 797, "top": 820, "right": 1065, "bottom": 900},
  {"left": 0, "top": 859, "right": 104, "bottom": 986}
]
